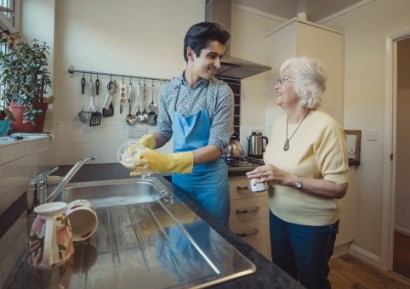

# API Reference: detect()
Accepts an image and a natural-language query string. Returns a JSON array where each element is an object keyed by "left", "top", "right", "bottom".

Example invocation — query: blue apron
[{"left": 171, "top": 89, "right": 229, "bottom": 226}]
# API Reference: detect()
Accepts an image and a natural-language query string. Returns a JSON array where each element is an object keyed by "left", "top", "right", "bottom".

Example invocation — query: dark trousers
[{"left": 269, "top": 211, "right": 339, "bottom": 289}]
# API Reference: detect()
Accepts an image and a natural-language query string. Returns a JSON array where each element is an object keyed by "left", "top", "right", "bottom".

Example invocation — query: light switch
[{"left": 366, "top": 129, "right": 378, "bottom": 141}]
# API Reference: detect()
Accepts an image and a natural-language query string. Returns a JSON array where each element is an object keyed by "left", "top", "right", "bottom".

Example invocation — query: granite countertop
[{"left": 1, "top": 163, "right": 304, "bottom": 289}]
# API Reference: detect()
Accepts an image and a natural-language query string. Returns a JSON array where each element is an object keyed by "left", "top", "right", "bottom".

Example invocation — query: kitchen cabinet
[
  {"left": 228, "top": 176, "right": 271, "bottom": 260},
  {"left": 265, "top": 18, "right": 344, "bottom": 125}
]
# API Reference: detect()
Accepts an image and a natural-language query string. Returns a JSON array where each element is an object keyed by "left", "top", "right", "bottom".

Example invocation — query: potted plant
[{"left": 0, "top": 39, "right": 52, "bottom": 132}]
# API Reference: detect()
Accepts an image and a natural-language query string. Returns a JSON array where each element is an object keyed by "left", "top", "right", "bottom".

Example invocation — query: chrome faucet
[
  {"left": 28, "top": 166, "right": 59, "bottom": 214},
  {"left": 46, "top": 154, "right": 97, "bottom": 203},
  {"left": 28, "top": 154, "right": 97, "bottom": 213}
]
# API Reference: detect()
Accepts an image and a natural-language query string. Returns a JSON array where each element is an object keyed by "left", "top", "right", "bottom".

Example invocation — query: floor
[
  {"left": 393, "top": 231, "right": 410, "bottom": 279},
  {"left": 329, "top": 254, "right": 410, "bottom": 289}
]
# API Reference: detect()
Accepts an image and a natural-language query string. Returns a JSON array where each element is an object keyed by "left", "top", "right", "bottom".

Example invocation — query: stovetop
[{"left": 226, "top": 156, "right": 264, "bottom": 172}]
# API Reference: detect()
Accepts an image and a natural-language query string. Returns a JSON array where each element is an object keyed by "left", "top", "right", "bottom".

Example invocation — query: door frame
[{"left": 381, "top": 28, "right": 410, "bottom": 270}]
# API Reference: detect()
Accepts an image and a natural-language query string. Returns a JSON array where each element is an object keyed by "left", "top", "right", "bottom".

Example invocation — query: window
[{"left": 0, "top": 0, "right": 20, "bottom": 41}]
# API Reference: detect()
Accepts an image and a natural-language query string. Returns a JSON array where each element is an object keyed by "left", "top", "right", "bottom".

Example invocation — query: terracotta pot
[{"left": 9, "top": 102, "right": 48, "bottom": 133}]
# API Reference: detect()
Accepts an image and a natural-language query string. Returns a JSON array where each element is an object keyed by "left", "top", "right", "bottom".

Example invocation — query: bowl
[
  {"left": 117, "top": 140, "right": 149, "bottom": 169},
  {"left": 0, "top": 120, "right": 11, "bottom": 136}
]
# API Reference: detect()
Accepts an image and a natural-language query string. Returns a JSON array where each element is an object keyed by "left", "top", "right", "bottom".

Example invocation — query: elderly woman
[{"left": 246, "top": 56, "right": 349, "bottom": 289}]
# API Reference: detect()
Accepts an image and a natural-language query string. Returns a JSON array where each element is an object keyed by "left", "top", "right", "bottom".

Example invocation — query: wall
[
  {"left": 45, "top": 1, "right": 281, "bottom": 164},
  {"left": 51, "top": 0, "right": 204, "bottom": 164},
  {"left": 324, "top": 0, "right": 410, "bottom": 263}
]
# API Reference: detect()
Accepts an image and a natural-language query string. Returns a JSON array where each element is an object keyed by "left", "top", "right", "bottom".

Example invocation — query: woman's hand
[
  {"left": 246, "top": 164, "right": 291, "bottom": 185},
  {"left": 246, "top": 164, "right": 348, "bottom": 199}
]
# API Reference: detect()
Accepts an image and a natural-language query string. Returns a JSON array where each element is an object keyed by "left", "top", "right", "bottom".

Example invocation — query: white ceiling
[{"left": 232, "top": 0, "right": 372, "bottom": 22}]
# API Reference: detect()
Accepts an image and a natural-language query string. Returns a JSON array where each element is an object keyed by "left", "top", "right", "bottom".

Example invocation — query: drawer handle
[
  {"left": 236, "top": 206, "right": 260, "bottom": 214},
  {"left": 236, "top": 185, "right": 250, "bottom": 192},
  {"left": 236, "top": 228, "right": 259, "bottom": 237}
]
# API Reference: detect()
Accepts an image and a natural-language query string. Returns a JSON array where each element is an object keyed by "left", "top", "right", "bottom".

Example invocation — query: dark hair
[{"left": 183, "top": 22, "right": 230, "bottom": 62}]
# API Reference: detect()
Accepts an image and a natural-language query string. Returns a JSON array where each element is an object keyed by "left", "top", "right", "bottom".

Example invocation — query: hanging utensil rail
[{"left": 68, "top": 67, "right": 170, "bottom": 83}]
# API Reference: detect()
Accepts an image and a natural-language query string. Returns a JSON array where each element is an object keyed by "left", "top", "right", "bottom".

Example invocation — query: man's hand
[
  {"left": 138, "top": 135, "right": 156, "bottom": 149},
  {"left": 131, "top": 150, "right": 194, "bottom": 175}
]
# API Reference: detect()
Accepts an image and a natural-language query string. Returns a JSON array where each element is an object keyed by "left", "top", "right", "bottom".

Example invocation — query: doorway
[{"left": 392, "top": 37, "right": 410, "bottom": 279}]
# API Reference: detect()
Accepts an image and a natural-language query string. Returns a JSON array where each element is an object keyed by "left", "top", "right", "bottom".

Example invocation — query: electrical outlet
[{"left": 128, "top": 125, "right": 148, "bottom": 139}]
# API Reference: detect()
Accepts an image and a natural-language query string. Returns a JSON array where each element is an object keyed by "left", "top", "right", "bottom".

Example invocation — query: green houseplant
[{"left": 0, "top": 39, "right": 52, "bottom": 131}]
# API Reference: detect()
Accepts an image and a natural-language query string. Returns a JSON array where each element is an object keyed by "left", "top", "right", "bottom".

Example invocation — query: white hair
[{"left": 280, "top": 56, "right": 327, "bottom": 109}]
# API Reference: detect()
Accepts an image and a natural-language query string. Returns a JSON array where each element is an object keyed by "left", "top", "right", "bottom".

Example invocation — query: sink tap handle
[
  {"left": 28, "top": 166, "right": 59, "bottom": 215},
  {"left": 30, "top": 166, "right": 59, "bottom": 186}
]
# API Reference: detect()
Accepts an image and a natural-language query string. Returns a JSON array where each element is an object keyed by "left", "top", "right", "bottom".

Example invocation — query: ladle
[
  {"left": 126, "top": 98, "right": 137, "bottom": 126},
  {"left": 134, "top": 82, "right": 143, "bottom": 122},
  {"left": 147, "top": 82, "right": 158, "bottom": 125},
  {"left": 126, "top": 80, "right": 137, "bottom": 126},
  {"left": 148, "top": 81, "right": 158, "bottom": 113},
  {"left": 141, "top": 82, "right": 149, "bottom": 123}
]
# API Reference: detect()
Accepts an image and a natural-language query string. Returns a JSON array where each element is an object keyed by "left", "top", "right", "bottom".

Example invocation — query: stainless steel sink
[
  {"left": 54, "top": 178, "right": 171, "bottom": 208},
  {"left": 6, "top": 177, "right": 256, "bottom": 289}
]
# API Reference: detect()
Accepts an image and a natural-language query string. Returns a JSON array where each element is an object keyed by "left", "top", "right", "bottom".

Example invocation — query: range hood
[{"left": 205, "top": 0, "right": 271, "bottom": 79}]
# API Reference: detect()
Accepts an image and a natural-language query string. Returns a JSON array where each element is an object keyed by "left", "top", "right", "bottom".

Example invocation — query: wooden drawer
[
  {"left": 230, "top": 218, "right": 271, "bottom": 260},
  {"left": 229, "top": 196, "right": 269, "bottom": 223},
  {"left": 229, "top": 176, "right": 268, "bottom": 200}
]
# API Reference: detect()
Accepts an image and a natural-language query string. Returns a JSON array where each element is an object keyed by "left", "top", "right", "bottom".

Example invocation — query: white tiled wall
[{"left": 0, "top": 137, "right": 54, "bottom": 215}]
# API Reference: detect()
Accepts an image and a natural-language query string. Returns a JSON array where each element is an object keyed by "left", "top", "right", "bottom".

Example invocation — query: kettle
[
  {"left": 227, "top": 133, "right": 244, "bottom": 157},
  {"left": 247, "top": 132, "right": 268, "bottom": 158}
]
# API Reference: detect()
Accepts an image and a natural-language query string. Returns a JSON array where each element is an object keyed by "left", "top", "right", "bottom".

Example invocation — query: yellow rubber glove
[
  {"left": 130, "top": 150, "right": 194, "bottom": 175},
  {"left": 138, "top": 135, "right": 156, "bottom": 149}
]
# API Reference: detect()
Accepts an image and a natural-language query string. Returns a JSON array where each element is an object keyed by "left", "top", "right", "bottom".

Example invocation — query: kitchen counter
[{"left": 1, "top": 163, "right": 304, "bottom": 289}]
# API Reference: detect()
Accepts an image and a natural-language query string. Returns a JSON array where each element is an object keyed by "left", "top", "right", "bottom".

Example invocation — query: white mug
[
  {"left": 249, "top": 178, "right": 268, "bottom": 193},
  {"left": 66, "top": 199, "right": 98, "bottom": 242}
]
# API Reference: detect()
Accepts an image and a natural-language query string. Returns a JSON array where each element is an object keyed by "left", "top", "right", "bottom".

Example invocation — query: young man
[{"left": 132, "top": 22, "right": 234, "bottom": 226}]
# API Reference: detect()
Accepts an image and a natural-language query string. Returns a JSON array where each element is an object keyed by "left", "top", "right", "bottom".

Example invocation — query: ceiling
[{"left": 232, "top": 0, "right": 371, "bottom": 23}]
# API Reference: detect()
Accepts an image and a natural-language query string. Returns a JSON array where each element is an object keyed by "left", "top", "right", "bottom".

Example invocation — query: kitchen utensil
[
  {"left": 78, "top": 76, "right": 90, "bottom": 123},
  {"left": 141, "top": 82, "right": 149, "bottom": 123},
  {"left": 148, "top": 81, "right": 158, "bottom": 113},
  {"left": 89, "top": 79, "right": 101, "bottom": 126},
  {"left": 147, "top": 82, "right": 157, "bottom": 125},
  {"left": 135, "top": 82, "right": 144, "bottom": 122},
  {"left": 81, "top": 75, "right": 86, "bottom": 94},
  {"left": 247, "top": 132, "right": 268, "bottom": 158},
  {"left": 126, "top": 81, "right": 137, "bottom": 126},
  {"left": 117, "top": 140, "right": 150, "bottom": 170},
  {"left": 95, "top": 75, "right": 100, "bottom": 96},
  {"left": 126, "top": 98, "right": 137, "bottom": 126},
  {"left": 227, "top": 133, "right": 244, "bottom": 157},
  {"left": 119, "top": 81, "right": 127, "bottom": 114},
  {"left": 102, "top": 80, "right": 115, "bottom": 117},
  {"left": 29, "top": 202, "right": 74, "bottom": 267}
]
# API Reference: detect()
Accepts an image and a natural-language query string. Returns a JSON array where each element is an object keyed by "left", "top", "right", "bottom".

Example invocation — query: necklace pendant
[{"left": 283, "top": 140, "right": 289, "bottom": 151}]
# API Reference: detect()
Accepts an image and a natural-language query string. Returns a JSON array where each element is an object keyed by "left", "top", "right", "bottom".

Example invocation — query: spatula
[{"left": 89, "top": 78, "right": 101, "bottom": 126}]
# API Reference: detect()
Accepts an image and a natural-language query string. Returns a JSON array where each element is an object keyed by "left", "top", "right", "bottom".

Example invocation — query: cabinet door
[
  {"left": 229, "top": 176, "right": 268, "bottom": 201},
  {"left": 230, "top": 196, "right": 269, "bottom": 223},
  {"left": 230, "top": 218, "right": 271, "bottom": 260},
  {"left": 266, "top": 19, "right": 344, "bottom": 125}
]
